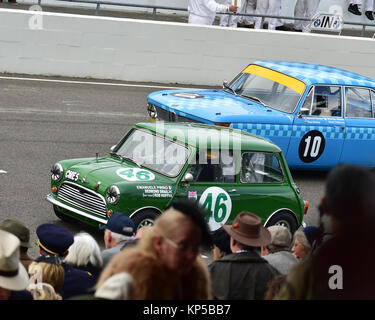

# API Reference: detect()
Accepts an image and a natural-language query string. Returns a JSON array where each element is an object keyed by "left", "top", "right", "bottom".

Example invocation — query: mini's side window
[
  {"left": 188, "top": 150, "right": 236, "bottom": 183},
  {"left": 241, "top": 152, "right": 283, "bottom": 184},
  {"left": 311, "top": 86, "right": 342, "bottom": 117},
  {"left": 345, "top": 87, "right": 372, "bottom": 118}
]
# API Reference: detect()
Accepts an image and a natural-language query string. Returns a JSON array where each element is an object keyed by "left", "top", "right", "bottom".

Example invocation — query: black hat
[{"left": 36, "top": 224, "right": 74, "bottom": 256}]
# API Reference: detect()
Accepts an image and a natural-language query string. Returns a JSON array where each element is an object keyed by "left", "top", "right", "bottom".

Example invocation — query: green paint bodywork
[{"left": 47, "top": 122, "right": 305, "bottom": 230}]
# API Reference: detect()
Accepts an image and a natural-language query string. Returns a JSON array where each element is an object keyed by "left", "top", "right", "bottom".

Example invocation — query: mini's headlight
[
  {"left": 106, "top": 185, "right": 120, "bottom": 205},
  {"left": 147, "top": 103, "right": 158, "bottom": 120},
  {"left": 51, "top": 163, "right": 63, "bottom": 181}
]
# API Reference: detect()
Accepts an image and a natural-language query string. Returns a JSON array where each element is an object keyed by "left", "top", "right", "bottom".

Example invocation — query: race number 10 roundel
[
  {"left": 199, "top": 187, "right": 232, "bottom": 231},
  {"left": 298, "top": 130, "right": 326, "bottom": 163}
]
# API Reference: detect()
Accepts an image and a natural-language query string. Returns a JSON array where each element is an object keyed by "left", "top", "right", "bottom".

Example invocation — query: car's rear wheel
[
  {"left": 265, "top": 211, "right": 298, "bottom": 235},
  {"left": 53, "top": 205, "right": 77, "bottom": 223},
  {"left": 132, "top": 209, "right": 159, "bottom": 231}
]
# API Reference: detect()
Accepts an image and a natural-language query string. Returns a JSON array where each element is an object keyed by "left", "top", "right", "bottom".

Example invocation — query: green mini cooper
[{"left": 46, "top": 122, "right": 308, "bottom": 233}]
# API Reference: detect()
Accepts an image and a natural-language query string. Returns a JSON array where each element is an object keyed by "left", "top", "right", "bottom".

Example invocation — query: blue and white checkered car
[{"left": 147, "top": 61, "right": 375, "bottom": 170}]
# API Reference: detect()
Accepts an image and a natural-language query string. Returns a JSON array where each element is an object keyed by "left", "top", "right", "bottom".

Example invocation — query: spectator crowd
[
  {"left": 1, "top": 163, "right": 375, "bottom": 300},
  {"left": 188, "top": 0, "right": 375, "bottom": 30}
]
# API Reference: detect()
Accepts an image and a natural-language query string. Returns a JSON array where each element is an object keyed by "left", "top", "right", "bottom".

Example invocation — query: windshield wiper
[
  {"left": 120, "top": 156, "right": 142, "bottom": 168},
  {"left": 242, "top": 95, "right": 269, "bottom": 107},
  {"left": 223, "top": 82, "right": 237, "bottom": 96}
]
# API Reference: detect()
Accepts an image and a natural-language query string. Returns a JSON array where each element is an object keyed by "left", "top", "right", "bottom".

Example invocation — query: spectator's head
[
  {"left": 262, "top": 225, "right": 292, "bottom": 256},
  {"left": 144, "top": 200, "right": 211, "bottom": 275},
  {"left": 65, "top": 232, "right": 103, "bottom": 268},
  {"left": 321, "top": 164, "right": 375, "bottom": 234},
  {"left": 0, "top": 219, "right": 32, "bottom": 251},
  {"left": 94, "top": 272, "right": 134, "bottom": 300},
  {"left": 292, "top": 226, "right": 319, "bottom": 259},
  {"left": 223, "top": 212, "right": 271, "bottom": 252},
  {"left": 100, "top": 212, "right": 135, "bottom": 249},
  {"left": 36, "top": 223, "right": 74, "bottom": 257},
  {"left": 211, "top": 228, "right": 231, "bottom": 260},
  {"left": 0, "top": 230, "right": 29, "bottom": 298},
  {"left": 29, "top": 255, "right": 65, "bottom": 293},
  {"left": 27, "top": 282, "right": 62, "bottom": 300}
]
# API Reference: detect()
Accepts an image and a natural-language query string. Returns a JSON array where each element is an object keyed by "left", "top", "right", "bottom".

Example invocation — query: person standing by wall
[
  {"left": 188, "top": 0, "right": 238, "bottom": 26},
  {"left": 293, "top": 0, "right": 320, "bottom": 32}
]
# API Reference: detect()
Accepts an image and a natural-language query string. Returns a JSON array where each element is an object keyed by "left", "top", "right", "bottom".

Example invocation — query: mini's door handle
[
  {"left": 334, "top": 126, "right": 345, "bottom": 130},
  {"left": 228, "top": 189, "right": 237, "bottom": 193}
]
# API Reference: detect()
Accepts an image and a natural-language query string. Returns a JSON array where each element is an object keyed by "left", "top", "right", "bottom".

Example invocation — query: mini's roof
[
  {"left": 134, "top": 122, "right": 282, "bottom": 153},
  {"left": 253, "top": 61, "right": 375, "bottom": 89}
]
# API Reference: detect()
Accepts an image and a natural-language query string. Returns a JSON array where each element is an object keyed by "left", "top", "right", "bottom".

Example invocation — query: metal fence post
[
  {"left": 96, "top": 3, "right": 100, "bottom": 15},
  {"left": 361, "top": 25, "right": 366, "bottom": 37},
  {"left": 152, "top": 8, "right": 156, "bottom": 20}
]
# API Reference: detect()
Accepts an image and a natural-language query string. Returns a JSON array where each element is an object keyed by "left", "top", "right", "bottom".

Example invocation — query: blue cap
[
  {"left": 100, "top": 212, "right": 135, "bottom": 236},
  {"left": 303, "top": 226, "right": 320, "bottom": 247},
  {"left": 36, "top": 223, "right": 74, "bottom": 256}
]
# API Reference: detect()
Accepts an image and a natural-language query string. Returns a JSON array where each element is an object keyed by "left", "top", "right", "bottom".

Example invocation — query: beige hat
[
  {"left": 0, "top": 230, "right": 29, "bottom": 291},
  {"left": 267, "top": 225, "right": 292, "bottom": 248},
  {"left": 94, "top": 272, "right": 134, "bottom": 300}
]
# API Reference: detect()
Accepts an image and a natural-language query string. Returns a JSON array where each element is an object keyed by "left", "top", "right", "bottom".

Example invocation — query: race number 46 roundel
[
  {"left": 199, "top": 187, "right": 232, "bottom": 231},
  {"left": 116, "top": 168, "right": 155, "bottom": 181},
  {"left": 298, "top": 130, "right": 326, "bottom": 163}
]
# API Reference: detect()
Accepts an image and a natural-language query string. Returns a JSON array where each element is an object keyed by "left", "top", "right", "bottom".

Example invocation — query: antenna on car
[{"left": 96, "top": 153, "right": 98, "bottom": 162}]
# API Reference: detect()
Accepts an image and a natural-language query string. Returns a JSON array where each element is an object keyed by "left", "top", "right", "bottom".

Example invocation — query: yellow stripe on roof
[{"left": 242, "top": 65, "right": 306, "bottom": 95}]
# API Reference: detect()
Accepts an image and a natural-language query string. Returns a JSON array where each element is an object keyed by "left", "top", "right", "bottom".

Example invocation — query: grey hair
[
  {"left": 293, "top": 230, "right": 311, "bottom": 250},
  {"left": 65, "top": 232, "right": 103, "bottom": 268}
]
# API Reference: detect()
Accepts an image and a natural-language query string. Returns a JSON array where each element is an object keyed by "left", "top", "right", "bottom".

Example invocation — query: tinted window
[
  {"left": 188, "top": 150, "right": 236, "bottom": 183},
  {"left": 311, "top": 86, "right": 342, "bottom": 117},
  {"left": 240, "top": 152, "right": 283, "bottom": 184},
  {"left": 345, "top": 87, "right": 372, "bottom": 118}
]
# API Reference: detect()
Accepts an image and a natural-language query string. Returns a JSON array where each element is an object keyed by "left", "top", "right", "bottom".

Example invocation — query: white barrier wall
[{"left": 1, "top": 9, "right": 375, "bottom": 86}]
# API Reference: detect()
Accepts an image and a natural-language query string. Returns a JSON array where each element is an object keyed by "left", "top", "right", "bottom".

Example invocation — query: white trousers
[
  {"left": 254, "top": 0, "right": 283, "bottom": 30},
  {"left": 294, "top": 0, "right": 320, "bottom": 32},
  {"left": 189, "top": 13, "right": 215, "bottom": 25},
  {"left": 220, "top": 0, "right": 256, "bottom": 27}
]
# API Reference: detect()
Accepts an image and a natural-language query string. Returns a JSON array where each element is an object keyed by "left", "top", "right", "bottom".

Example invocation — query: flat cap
[{"left": 0, "top": 219, "right": 32, "bottom": 248}]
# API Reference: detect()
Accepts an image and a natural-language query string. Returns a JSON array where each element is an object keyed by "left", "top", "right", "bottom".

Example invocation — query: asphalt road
[{"left": 0, "top": 74, "right": 326, "bottom": 259}]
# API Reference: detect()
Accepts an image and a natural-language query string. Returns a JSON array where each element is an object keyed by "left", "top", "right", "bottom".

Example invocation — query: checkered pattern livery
[
  {"left": 232, "top": 123, "right": 291, "bottom": 137},
  {"left": 232, "top": 123, "right": 375, "bottom": 141},
  {"left": 232, "top": 123, "right": 348, "bottom": 140},
  {"left": 253, "top": 61, "right": 375, "bottom": 89},
  {"left": 346, "top": 127, "right": 375, "bottom": 140}
]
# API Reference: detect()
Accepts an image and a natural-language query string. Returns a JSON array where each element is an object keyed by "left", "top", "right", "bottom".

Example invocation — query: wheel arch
[{"left": 264, "top": 208, "right": 299, "bottom": 228}]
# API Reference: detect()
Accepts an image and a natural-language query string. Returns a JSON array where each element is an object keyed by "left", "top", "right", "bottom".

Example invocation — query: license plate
[{"left": 65, "top": 170, "right": 80, "bottom": 182}]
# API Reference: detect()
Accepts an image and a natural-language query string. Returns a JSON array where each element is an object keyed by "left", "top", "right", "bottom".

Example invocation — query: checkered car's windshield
[{"left": 227, "top": 73, "right": 302, "bottom": 113}]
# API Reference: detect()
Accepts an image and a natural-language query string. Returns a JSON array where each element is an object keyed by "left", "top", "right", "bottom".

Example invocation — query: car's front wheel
[
  {"left": 132, "top": 209, "right": 159, "bottom": 231},
  {"left": 265, "top": 211, "right": 298, "bottom": 235}
]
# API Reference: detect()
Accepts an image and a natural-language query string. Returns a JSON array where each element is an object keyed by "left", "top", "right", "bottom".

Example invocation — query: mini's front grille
[{"left": 57, "top": 182, "right": 107, "bottom": 217}]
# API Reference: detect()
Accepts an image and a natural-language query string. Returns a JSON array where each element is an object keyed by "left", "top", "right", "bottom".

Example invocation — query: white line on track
[
  {"left": 0, "top": 107, "right": 145, "bottom": 118},
  {"left": 0, "top": 76, "right": 195, "bottom": 90}
]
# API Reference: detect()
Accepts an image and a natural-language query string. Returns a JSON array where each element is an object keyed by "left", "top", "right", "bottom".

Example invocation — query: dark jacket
[
  {"left": 60, "top": 263, "right": 96, "bottom": 300},
  {"left": 209, "top": 250, "right": 279, "bottom": 300}
]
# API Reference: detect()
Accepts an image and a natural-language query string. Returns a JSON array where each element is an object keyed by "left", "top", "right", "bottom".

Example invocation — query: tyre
[
  {"left": 265, "top": 211, "right": 298, "bottom": 235},
  {"left": 53, "top": 205, "right": 77, "bottom": 223},
  {"left": 132, "top": 209, "right": 159, "bottom": 231}
]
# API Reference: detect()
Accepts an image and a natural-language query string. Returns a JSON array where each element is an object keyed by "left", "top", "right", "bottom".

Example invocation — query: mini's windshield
[
  {"left": 114, "top": 129, "right": 190, "bottom": 177},
  {"left": 225, "top": 65, "right": 305, "bottom": 113}
]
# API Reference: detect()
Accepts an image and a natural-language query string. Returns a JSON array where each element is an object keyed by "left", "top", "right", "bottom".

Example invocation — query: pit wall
[{"left": 1, "top": 9, "right": 374, "bottom": 86}]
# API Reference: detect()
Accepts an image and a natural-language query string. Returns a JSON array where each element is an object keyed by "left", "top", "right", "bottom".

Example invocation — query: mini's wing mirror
[
  {"left": 183, "top": 173, "right": 194, "bottom": 182},
  {"left": 110, "top": 145, "right": 116, "bottom": 152},
  {"left": 222, "top": 80, "right": 228, "bottom": 88}
]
